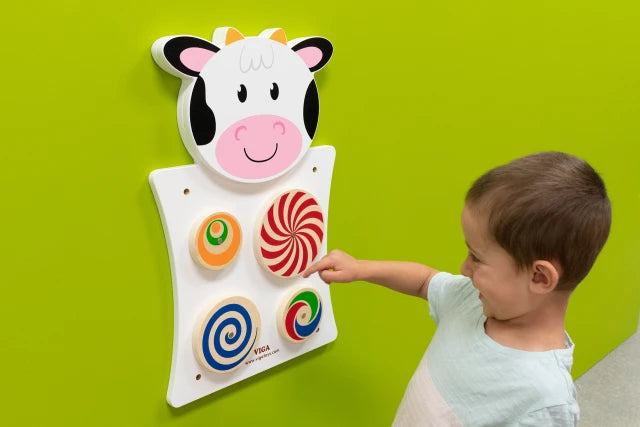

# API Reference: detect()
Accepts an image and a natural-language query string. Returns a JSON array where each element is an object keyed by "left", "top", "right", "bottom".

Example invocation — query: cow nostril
[
  {"left": 273, "top": 121, "right": 286, "bottom": 135},
  {"left": 235, "top": 125, "right": 247, "bottom": 141}
]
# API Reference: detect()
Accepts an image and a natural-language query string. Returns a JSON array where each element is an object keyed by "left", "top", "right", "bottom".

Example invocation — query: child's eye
[{"left": 469, "top": 252, "right": 481, "bottom": 263}]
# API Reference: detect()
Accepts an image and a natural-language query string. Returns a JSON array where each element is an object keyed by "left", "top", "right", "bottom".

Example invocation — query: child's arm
[{"left": 302, "top": 249, "right": 439, "bottom": 300}]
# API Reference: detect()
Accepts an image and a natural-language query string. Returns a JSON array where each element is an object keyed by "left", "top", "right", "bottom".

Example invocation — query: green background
[{"left": 2, "top": 1, "right": 639, "bottom": 425}]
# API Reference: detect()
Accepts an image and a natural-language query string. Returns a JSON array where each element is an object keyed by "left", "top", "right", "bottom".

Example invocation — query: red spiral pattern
[{"left": 258, "top": 190, "right": 324, "bottom": 277}]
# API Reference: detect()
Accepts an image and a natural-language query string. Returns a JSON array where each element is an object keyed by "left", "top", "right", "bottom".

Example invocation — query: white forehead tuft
[{"left": 239, "top": 39, "right": 274, "bottom": 73}]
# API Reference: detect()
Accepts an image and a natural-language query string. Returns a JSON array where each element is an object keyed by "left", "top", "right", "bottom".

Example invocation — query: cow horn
[
  {"left": 225, "top": 27, "right": 245, "bottom": 45},
  {"left": 268, "top": 28, "right": 287, "bottom": 45}
]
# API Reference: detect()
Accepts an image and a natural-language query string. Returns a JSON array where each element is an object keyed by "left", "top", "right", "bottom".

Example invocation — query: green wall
[{"left": 2, "top": 1, "right": 639, "bottom": 425}]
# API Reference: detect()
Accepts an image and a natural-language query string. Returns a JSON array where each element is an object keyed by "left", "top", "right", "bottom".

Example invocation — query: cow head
[{"left": 152, "top": 27, "right": 333, "bottom": 183}]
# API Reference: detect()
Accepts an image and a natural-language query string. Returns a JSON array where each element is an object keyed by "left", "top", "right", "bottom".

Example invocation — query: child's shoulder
[
  {"left": 428, "top": 272, "right": 479, "bottom": 323},
  {"left": 429, "top": 272, "right": 476, "bottom": 300}
]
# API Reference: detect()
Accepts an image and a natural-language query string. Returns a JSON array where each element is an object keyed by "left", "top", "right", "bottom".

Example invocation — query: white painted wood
[{"left": 149, "top": 146, "right": 337, "bottom": 407}]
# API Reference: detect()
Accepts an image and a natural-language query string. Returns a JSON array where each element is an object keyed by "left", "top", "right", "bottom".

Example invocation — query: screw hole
[
  {"left": 183, "top": 188, "right": 190, "bottom": 195},
  {"left": 196, "top": 374, "right": 202, "bottom": 380},
  {"left": 228, "top": 332, "right": 235, "bottom": 339},
  {"left": 316, "top": 328, "right": 320, "bottom": 333},
  {"left": 312, "top": 167, "right": 317, "bottom": 173}
]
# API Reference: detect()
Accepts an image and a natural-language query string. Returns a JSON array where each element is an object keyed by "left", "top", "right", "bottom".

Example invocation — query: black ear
[
  {"left": 190, "top": 76, "right": 216, "bottom": 145},
  {"left": 153, "top": 36, "right": 220, "bottom": 77},
  {"left": 291, "top": 37, "right": 333, "bottom": 72}
]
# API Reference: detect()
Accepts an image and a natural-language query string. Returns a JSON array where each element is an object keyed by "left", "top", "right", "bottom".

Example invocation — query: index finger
[{"left": 302, "top": 256, "right": 333, "bottom": 278}]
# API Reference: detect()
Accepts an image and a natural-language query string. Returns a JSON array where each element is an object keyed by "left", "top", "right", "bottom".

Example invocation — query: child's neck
[{"left": 484, "top": 291, "right": 571, "bottom": 352}]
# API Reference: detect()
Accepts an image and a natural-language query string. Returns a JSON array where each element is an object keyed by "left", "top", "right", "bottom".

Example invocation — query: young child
[{"left": 303, "top": 151, "right": 611, "bottom": 426}]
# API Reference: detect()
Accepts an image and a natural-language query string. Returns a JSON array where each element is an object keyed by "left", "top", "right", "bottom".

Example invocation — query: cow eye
[
  {"left": 270, "top": 83, "right": 279, "bottom": 100},
  {"left": 237, "top": 84, "right": 247, "bottom": 103}
]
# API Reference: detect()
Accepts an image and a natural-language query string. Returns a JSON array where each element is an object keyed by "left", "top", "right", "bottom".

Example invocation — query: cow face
[{"left": 152, "top": 28, "right": 333, "bottom": 183}]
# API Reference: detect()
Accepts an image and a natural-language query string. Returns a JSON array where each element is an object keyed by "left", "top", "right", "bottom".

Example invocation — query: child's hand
[
  {"left": 304, "top": 251, "right": 437, "bottom": 298},
  {"left": 302, "top": 249, "right": 361, "bottom": 284}
]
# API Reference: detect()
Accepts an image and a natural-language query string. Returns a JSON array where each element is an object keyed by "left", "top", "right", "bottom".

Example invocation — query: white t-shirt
[{"left": 393, "top": 272, "right": 579, "bottom": 426}]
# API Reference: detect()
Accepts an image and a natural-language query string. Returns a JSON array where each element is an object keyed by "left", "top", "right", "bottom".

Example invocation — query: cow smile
[{"left": 244, "top": 144, "right": 278, "bottom": 163}]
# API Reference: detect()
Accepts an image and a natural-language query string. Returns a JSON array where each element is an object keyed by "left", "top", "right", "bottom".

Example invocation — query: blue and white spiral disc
[{"left": 194, "top": 296, "right": 261, "bottom": 373}]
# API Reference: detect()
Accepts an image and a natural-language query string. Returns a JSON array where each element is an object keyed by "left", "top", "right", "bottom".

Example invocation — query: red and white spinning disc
[{"left": 255, "top": 190, "right": 325, "bottom": 277}]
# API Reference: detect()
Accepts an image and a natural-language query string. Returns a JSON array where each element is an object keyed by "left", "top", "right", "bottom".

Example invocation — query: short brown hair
[{"left": 465, "top": 151, "right": 611, "bottom": 290}]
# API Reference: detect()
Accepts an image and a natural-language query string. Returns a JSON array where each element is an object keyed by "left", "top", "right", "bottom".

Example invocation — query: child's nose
[{"left": 460, "top": 257, "right": 472, "bottom": 278}]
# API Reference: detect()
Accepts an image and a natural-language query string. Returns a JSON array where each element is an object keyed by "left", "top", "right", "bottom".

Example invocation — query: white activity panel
[
  {"left": 150, "top": 26, "right": 336, "bottom": 408},
  {"left": 150, "top": 148, "right": 336, "bottom": 407}
]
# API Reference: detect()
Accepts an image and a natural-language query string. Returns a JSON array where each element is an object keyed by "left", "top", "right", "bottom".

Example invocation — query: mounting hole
[
  {"left": 312, "top": 167, "right": 317, "bottom": 173},
  {"left": 228, "top": 332, "right": 235, "bottom": 339},
  {"left": 301, "top": 313, "right": 307, "bottom": 319},
  {"left": 183, "top": 188, "right": 190, "bottom": 195},
  {"left": 196, "top": 374, "right": 202, "bottom": 381},
  {"left": 316, "top": 328, "right": 320, "bottom": 333}
]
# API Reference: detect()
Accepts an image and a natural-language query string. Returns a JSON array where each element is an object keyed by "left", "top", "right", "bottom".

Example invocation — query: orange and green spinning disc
[{"left": 190, "top": 212, "right": 242, "bottom": 270}]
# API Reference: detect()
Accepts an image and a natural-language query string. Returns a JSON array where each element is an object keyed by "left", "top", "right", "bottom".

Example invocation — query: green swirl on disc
[
  {"left": 289, "top": 291, "right": 319, "bottom": 319},
  {"left": 206, "top": 219, "right": 228, "bottom": 246}
]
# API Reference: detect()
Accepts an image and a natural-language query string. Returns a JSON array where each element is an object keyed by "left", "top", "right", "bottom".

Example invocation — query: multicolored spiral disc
[
  {"left": 256, "top": 190, "right": 324, "bottom": 277},
  {"left": 193, "top": 296, "right": 260, "bottom": 373},
  {"left": 277, "top": 287, "right": 323, "bottom": 343},
  {"left": 190, "top": 212, "right": 242, "bottom": 270}
]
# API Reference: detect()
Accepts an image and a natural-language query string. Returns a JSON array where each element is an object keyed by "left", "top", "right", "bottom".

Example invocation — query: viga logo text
[{"left": 254, "top": 345, "right": 271, "bottom": 355}]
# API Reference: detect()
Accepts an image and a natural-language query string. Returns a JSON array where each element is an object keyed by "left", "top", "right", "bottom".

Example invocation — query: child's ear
[{"left": 530, "top": 260, "right": 560, "bottom": 294}]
